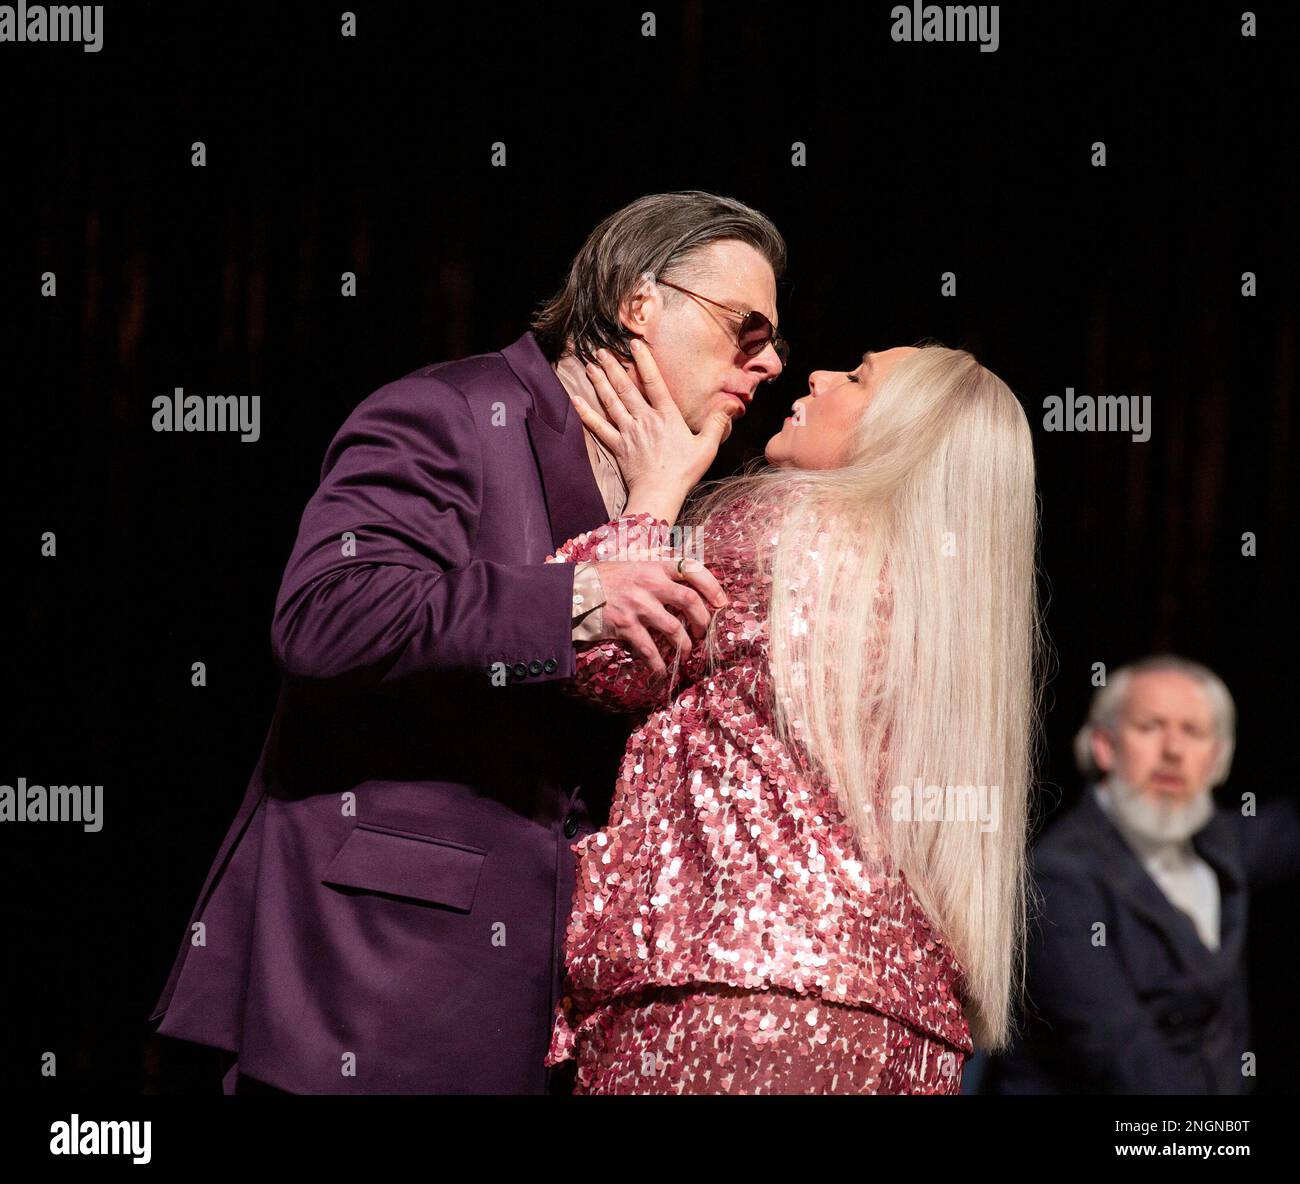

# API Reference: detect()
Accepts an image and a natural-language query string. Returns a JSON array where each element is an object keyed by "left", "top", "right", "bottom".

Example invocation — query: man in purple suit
[{"left": 148, "top": 191, "right": 788, "bottom": 1093}]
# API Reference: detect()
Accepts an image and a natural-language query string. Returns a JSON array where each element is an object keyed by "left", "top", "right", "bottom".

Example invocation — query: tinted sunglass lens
[{"left": 738, "top": 313, "right": 773, "bottom": 356}]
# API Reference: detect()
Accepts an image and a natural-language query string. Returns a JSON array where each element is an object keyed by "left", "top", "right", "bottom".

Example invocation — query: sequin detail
[
  {"left": 544, "top": 501, "right": 973, "bottom": 1091},
  {"left": 568, "top": 983, "right": 964, "bottom": 1095}
]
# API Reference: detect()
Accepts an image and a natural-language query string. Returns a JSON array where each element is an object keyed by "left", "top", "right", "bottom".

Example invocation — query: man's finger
[
  {"left": 672, "top": 560, "right": 728, "bottom": 609},
  {"left": 659, "top": 580, "right": 712, "bottom": 640},
  {"left": 641, "top": 602, "right": 693, "bottom": 661},
  {"left": 623, "top": 622, "right": 667, "bottom": 677}
]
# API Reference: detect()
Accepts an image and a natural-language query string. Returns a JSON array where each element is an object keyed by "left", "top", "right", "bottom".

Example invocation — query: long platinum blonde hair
[{"left": 677, "top": 344, "right": 1045, "bottom": 1051}]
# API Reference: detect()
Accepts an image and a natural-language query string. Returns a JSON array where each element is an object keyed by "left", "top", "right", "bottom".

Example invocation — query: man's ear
[
  {"left": 618, "top": 272, "right": 662, "bottom": 337},
  {"left": 1091, "top": 728, "right": 1116, "bottom": 775}
]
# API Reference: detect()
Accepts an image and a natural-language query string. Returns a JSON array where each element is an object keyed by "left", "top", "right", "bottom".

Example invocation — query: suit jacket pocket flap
[{"left": 321, "top": 824, "right": 486, "bottom": 911}]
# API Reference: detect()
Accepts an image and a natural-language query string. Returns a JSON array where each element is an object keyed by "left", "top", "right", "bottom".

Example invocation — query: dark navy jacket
[{"left": 986, "top": 785, "right": 1299, "bottom": 1094}]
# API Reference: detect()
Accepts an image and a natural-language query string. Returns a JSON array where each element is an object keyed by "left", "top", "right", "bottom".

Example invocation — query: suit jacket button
[
  {"left": 528, "top": 660, "right": 543, "bottom": 676},
  {"left": 563, "top": 814, "right": 579, "bottom": 838},
  {"left": 512, "top": 662, "right": 528, "bottom": 679},
  {"left": 543, "top": 657, "right": 558, "bottom": 674}
]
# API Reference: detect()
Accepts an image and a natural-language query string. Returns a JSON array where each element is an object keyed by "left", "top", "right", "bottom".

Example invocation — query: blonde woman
[{"left": 543, "top": 341, "right": 1043, "bottom": 1094}]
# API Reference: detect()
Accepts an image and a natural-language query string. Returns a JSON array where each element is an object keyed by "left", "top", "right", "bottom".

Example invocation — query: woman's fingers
[
  {"left": 585, "top": 357, "right": 636, "bottom": 428},
  {"left": 567, "top": 391, "right": 622, "bottom": 452},
  {"left": 627, "top": 338, "right": 677, "bottom": 415},
  {"left": 592, "top": 349, "right": 649, "bottom": 418},
  {"left": 697, "top": 407, "right": 733, "bottom": 452}
]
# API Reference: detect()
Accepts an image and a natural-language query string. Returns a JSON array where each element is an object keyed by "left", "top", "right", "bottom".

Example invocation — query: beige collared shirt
[{"left": 553, "top": 352, "right": 629, "bottom": 643}]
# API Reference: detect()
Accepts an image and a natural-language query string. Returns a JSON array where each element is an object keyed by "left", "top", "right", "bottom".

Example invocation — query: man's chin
[{"left": 1108, "top": 776, "right": 1214, "bottom": 843}]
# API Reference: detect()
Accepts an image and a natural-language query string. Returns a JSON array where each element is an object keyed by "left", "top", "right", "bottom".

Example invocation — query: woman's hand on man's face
[{"left": 567, "top": 341, "right": 729, "bottom": 516}]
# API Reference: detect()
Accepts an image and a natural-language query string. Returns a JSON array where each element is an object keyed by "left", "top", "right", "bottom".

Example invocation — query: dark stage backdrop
[{"left": 4, "top": 1, "right": 1295, "bottom": 1092}]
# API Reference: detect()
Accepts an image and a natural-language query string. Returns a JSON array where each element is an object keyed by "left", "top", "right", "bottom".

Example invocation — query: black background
[{"left": 3, "top": 1, "right": 1295, "bottom": 1092}]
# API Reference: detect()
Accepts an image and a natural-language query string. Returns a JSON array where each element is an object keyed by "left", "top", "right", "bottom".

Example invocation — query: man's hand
[{"left": 593, "top": 559, "right": 728, "bottom": 677}]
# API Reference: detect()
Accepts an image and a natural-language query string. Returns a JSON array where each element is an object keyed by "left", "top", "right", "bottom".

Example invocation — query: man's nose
[
  {"left": 1161, "top": 727, "right": 1187, "bottom": 757},
  {"left": 749, "top": 344, "right": 784, "bottom": 382}
]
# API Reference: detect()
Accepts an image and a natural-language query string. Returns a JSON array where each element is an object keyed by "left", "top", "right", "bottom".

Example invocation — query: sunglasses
[{"left": 656, "top": 279, "right": 789, "bottom": 367}]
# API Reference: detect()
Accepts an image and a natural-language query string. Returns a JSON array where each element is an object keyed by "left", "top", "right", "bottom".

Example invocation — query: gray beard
[{"left": 1103, "top": 775, "right": 1215, "bottom": 844}]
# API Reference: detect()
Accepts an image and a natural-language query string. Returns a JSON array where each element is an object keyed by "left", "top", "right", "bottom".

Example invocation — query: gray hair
[{"left": 1073, "top": 654, "right": 1236, "bottom": 786}]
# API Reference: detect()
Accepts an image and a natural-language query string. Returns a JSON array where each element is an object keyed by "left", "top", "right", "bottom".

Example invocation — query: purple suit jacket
[{"left": 149, "top": 332, "right": 632, "bottom": 1093}]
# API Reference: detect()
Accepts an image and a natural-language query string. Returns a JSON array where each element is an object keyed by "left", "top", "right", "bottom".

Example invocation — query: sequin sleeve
[
  {"left": 546, "top": 514, "right": 705, "bottom": 712},
  {"left": 546, "top": 515, "right": 670, "bottom": 567}
]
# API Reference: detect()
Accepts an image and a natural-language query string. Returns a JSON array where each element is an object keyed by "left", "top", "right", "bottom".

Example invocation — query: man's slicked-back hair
[{"left": 530, "top": 190, "right": 786, "bottom": 365}]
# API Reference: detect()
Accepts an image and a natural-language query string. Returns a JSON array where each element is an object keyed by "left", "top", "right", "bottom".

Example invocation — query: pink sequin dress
[{"left": 542, "top": 497, "right": 974, "bottom": 1094}]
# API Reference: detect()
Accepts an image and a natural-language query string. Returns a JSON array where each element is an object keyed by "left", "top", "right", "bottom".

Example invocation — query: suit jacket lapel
[
  {"left": 502, "top": 331, "right": 610, "bottom": 551},
  {"left": 1190, "top": 809, "right": 1248, "bottom": 970},
  {"left": 1082, "top": 789, "right": 1235, "bottom": 975}
]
